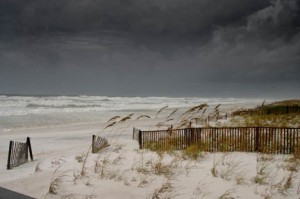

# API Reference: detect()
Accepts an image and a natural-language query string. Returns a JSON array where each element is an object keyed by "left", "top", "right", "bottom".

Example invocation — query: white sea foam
[{"left": 0, "top": 95, "right": 267, "bottom": 130}]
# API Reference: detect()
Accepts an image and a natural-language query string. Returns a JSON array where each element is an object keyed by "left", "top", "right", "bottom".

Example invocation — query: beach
[{"left": 2, "top": 96, "right": 300, "bottom": 198}]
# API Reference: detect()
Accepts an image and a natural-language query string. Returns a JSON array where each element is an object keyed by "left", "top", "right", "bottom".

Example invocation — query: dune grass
[{"left": 42, "top": 100, "right": 300, "bottom": 198}]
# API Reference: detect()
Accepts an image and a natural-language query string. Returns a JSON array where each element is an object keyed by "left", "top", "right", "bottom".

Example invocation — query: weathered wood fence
[
  {"left": 7, "top": 137, "right": 33, "bottom": 170},
  {"left": 133, "top": 127, "right": 141, "bottom": 141},
  {"left": 92, "top": 135, "right": 110, "bottom": 153},
  {"left": 136, "top": 127, "right": 300, "bottom": 154}
]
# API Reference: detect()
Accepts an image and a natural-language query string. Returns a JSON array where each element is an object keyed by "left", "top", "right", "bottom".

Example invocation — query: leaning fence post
[
  {"left": 139, "top": 130, "right": 142, "bottom": 149},
  {"left": 133, "top": 127, "right": 135, "bottom": 140},
  {"left": 27, "top": 137, "right": 33, "bottom": 161},
  {"left": 92, "top": 135, "right": 96, "bottom": 153},
  {"left": 25, "top": 139, "right": 29, "bottom": 162},
  {"left": 7, "top": 141, "right": 13, "bottom": 170}
]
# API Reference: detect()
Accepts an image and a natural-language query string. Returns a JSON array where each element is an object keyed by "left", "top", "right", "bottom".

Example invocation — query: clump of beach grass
[
  {"left": 210, "top": 153, "right": 242, "bottom": 181},
  {"left": 211, "top": 154, "right": 220, "bottom": 178},
  {"left": 147, "top": 179, "right": 176, "bottom": 199},
  {"left": 48, "top": 166, "right": 69, "bottom": 194},
  {"left": 193, "top": 178, "right": 209, "bottom": 198},
  {"left": 181, "top": 144, "right": 205, "bottom": 160},
  {"left": 91, "top": 113, "right": 138, "bottom": 184},
  {"left": 276, "top": 171, "right": 295, "bottom": 196},
  {"left": 132, "top": 150, "right": 178, "bottom": 178},
  {"left": 218, "top": 189, "right": 236, "bottom": 199},
  {"left": 253, "top": 163, "right": 270, "bottom": 185},
  {"left": 75, "top": 152, "right": 86, "bottom": 163},
  {"left": 80, "top": 145, "right": 92, "bottom": 176}
]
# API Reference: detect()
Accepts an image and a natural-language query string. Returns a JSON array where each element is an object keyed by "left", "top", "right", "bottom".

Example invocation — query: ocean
[{"left": 0, "top": 95, "right": 266, "bottom": 130}]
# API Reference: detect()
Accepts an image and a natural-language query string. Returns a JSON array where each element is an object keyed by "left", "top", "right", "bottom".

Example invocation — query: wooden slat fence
[
  {"left": 92, "top": 135, "right": 110, "bottom": 153},
  {"left": 137, "top": 127, "right": 300, "bottom": 154},
  {"left": 7, "top": 137, "right": 33, "bottom": 170},
  {"left": 132, "top": 127, "right": 141, "bottom": 141}
]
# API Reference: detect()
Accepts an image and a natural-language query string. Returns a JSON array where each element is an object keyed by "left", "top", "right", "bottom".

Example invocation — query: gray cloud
[
  {"left": 0, "top": 0, "right": 299, "bottom": 98},
  {"left": 1, "top": 0, "right": 271, "bottom": 38}
]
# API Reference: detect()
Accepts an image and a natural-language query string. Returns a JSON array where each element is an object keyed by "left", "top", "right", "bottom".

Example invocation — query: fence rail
[
  {"left": 136, "top": 127, "right": 300, "bottom": 154},
  {"left": 7, "top": 137, "right": 33, "bottom": 170}
]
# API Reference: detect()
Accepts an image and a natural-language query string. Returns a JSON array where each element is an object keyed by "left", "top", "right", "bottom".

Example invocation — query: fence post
[
  {"left": 25, "top": 139, "right": 29, "bottom": 161},
  {"left": 255, "top": 127, "right": 260, "bottom": 152},
  {"left": 26, "top": 137, "right": 33, "bottom": 161},
  {"left": 185, "top": 128, "right": 188, "bottom": 147},
  {"left": 198, "top": 128, "right": 201, "bottom": 146},
  {"left": 92, "top": 135, "right": 96, "bottom": 153},
  {"left": 191, "top": 128, "right": 195, "bottom": 144},
  {"left": 139, "top": 130, "right": 142, "bottom": 149},
  {"left": 133, "top": 127, "right": 135, "bottom": 140},
  {"left": 7, "top": 141, "right": 13, "bottom": 170},
  {"left": 213, "top": 128, "right": 216, "bottom": 152},
  {"left": 290, "top": 129, "right": 293, "bottom": 154}
]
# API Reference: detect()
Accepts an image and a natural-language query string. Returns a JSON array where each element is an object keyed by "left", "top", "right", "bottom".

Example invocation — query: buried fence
[
  {"left": 135, "top": 127, "right": 300, "bottom": 154},
  {"left": 92, "top": 135, "right": 110, "bottom": 153},
  {"left": 7, "top": 137, "right": 33, "bottom": 170}
]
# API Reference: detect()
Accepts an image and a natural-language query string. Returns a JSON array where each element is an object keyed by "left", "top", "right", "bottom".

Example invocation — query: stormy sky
[{"left": 0, "top": 0, "right": 299, "bottom": 98}]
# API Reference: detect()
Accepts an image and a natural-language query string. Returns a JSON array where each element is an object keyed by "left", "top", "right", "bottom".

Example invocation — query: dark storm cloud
[
  {"left": 1, "top": 0, "right": 270, "bottom": 37},
  {"left": 0, "top": 0, "right": 299, "bottom": 97}
]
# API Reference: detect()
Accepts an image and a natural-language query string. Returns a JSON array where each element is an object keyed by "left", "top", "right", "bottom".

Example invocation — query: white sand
[{"left": 1, "top": 103, "right": 300, "bottom": 199}]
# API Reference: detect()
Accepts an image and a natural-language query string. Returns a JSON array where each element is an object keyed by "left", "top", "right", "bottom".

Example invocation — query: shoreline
[{"left": 1, "top": 100, "right": 299, "bottom": 198}]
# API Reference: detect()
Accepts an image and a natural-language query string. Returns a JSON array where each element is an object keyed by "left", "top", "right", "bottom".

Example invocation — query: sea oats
[
  {"left": 104, "top": 121, "right": 117, "bottom": 129},
  {"left": 167, "top": 108, "right": 179, "bottom": 119},
  {"left": 107, "top": 116, "right": 121, "bottom": 123},
  {"left": 156, "top": 106, "right": 169, "bottom": 116},
  {"left": 136, "top": 115, "right": 151, "bottom": 120}
]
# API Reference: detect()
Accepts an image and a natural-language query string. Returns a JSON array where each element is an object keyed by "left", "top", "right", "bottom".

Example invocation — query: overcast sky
[{"left": 0, "top": 0, "right": 299, "bottom": 98}]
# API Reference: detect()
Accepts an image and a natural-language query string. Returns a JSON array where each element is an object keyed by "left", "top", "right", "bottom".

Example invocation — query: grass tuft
[
  {"left": 182, "top": 144, "right": 204, "bottom": 160},
  {"left": 48, "top": 166, "right": 69, "bottom": 194}
]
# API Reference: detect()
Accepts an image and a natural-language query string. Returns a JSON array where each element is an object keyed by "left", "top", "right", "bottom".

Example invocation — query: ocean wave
[
  {"left": 26, "top": 103, "right": 103, "bottom": 109},
  {"left": 0, "top": 95, "right": 267, "bottom": 118}
]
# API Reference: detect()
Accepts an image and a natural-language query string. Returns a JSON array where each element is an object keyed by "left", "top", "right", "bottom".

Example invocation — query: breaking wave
[
  {"left": 0, "top": 95, "right": 267, "bottom": 129},
  {"left": 26, "top": 103, "right": 103, "bottom": 109}
]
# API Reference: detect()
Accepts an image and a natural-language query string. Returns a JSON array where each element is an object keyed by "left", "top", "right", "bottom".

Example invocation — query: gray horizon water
[{"left": 0, "top": 95, "right": 271, "bottom": 130}]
